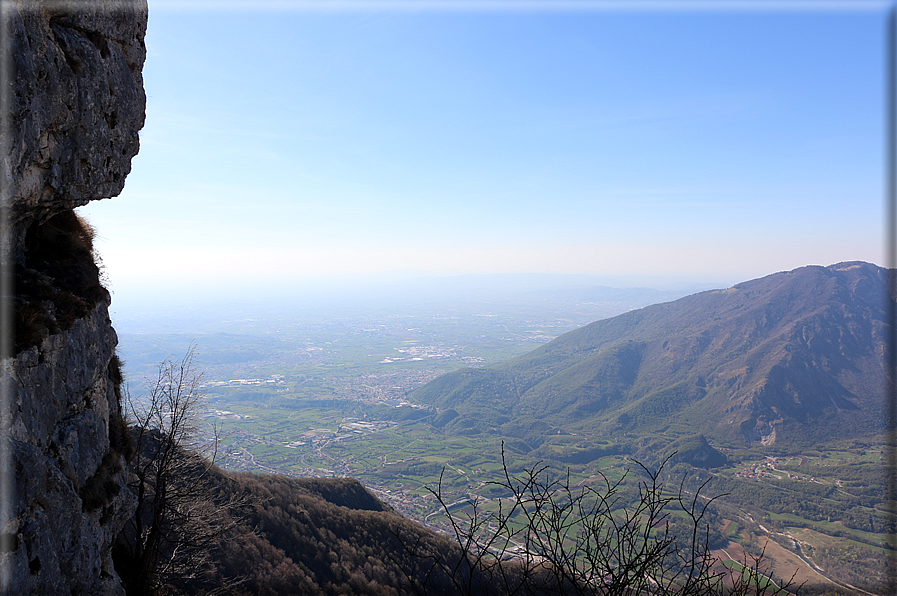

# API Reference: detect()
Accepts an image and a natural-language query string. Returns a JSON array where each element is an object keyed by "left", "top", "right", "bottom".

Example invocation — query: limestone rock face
[
  {"left": 2, "top": 304, "right": 136, "bottom": 594},
  {"left": 5, "top": 0, "right": 147, "bottom": 257},
  {"left": 1, "top": 1, "right": 148, "bottom": 593}
]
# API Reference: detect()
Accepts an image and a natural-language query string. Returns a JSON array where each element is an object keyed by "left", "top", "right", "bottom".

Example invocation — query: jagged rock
[
  {"left": 1, "top": 1, "right": 147, "bottom": 593},
  {"left": 4, "top": 0, "right": 147, "bottom": 260},
  {"left": 2, "top": 304, "right": 136, "bottom": 595}
]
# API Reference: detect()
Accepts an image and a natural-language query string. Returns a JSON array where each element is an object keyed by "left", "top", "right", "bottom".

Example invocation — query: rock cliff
[{"left": 1, "top": 1, "right": 147, "bottom": 593}]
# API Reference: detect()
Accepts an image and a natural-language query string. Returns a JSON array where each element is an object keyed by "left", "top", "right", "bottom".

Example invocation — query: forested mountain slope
[
  {"left": 115, "top": 460, "right": 465, "bottom": 595},
  {"left": 412, "top": 262, "right": 890, "bottom": 449}
]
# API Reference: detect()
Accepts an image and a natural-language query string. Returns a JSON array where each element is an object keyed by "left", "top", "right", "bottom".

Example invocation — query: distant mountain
[{"left": 411, "top": 262, "right": 891, "bottom": 450}]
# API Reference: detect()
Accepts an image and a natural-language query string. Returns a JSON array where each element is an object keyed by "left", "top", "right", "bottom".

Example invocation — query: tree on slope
[{"left": 113, "top": 346, "right": 248, "bottom": 595}]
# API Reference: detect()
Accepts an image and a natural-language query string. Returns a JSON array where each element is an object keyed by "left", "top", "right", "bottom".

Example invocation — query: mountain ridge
[{"left": 411, "top": 261, "right": 890, "bottom": 449}]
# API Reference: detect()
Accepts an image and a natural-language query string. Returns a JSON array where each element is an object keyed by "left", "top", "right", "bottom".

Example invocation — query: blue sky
[{"left": 80, "top": 1, "right": 888, "bottom": 304}]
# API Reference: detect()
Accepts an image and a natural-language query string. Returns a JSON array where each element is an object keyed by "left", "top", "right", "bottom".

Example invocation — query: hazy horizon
[{"left": 80, "top": 2, "right": 886, "bottom": 309}]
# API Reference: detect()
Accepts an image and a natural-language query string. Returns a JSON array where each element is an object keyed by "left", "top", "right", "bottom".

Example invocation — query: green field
[
  {"left": 202, "top": 395, "right": 892, "bottom": 591},
  {"left": 118, "top": 295, "right": 894, "bottom": 594}
]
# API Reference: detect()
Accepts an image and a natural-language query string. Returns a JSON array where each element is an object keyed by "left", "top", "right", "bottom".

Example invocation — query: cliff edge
[{"left": 1, "top": 1, "right": 147, "bottom": 593}]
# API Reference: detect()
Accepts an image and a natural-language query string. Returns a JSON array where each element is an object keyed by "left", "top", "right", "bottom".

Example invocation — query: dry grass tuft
[{"left": 14, "top": 209, "right": 108, "bottom": 354}]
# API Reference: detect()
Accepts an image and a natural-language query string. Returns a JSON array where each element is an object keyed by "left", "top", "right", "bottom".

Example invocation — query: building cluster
[
  {"left": 734, "top": 456, "right": 817, "bottom": 483},
  {"left": 202, "top": 374, "right": 286, "bottom": 388}
]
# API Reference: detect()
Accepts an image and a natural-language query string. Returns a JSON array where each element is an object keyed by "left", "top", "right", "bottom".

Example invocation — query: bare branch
[
  {"left": 401, "top": 446, "right": 799, "bottom": 596},
  {"left": 115, "top": 344, "right": 253, "bottom": 596}
]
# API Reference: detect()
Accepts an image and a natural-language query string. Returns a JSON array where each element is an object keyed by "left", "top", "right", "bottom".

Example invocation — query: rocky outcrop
[
  {"left": 1, "top": 1, "right": 147, "bottom": 593},
  {"left": 2, "top": 305, "right": 134, "bottom": 594},
  {"left": 5, "top": 0, "right": 147, "bottom": 258}
]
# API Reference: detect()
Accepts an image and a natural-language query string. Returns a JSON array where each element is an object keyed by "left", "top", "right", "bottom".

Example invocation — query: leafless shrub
[
  {"left": 114, "top": 345, "right": 251, "bottom": 596},
  {"left": 401, "top": 446, "right": 799, "bottom": 596}
]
